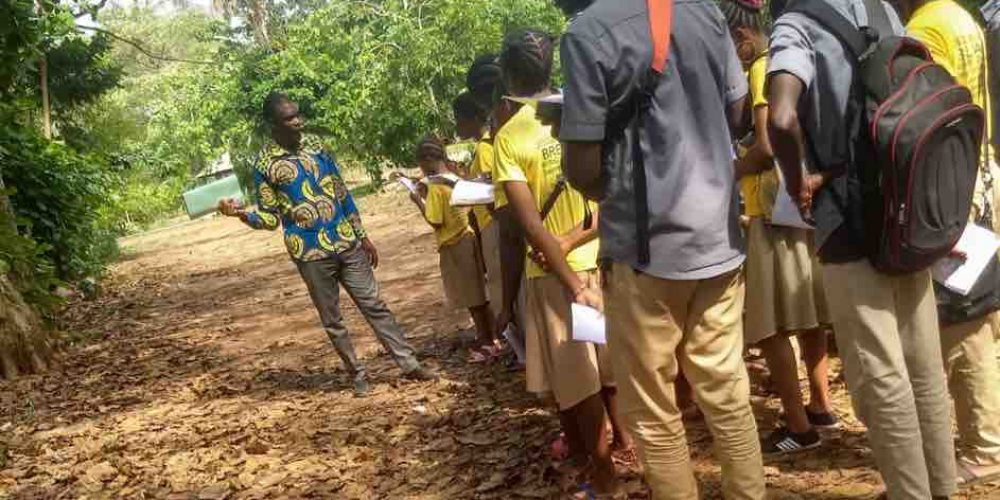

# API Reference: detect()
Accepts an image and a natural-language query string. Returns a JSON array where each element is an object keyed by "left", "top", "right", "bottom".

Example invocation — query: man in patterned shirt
[{"left": 219, "top": 92, "right": 436, "bottom": 397}]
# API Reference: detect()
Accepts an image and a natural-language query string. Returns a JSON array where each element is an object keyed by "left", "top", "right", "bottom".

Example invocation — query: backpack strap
[
  {"left": 540, "top": 176, "right": 568, "bottom": 221},
  {"left": 648, "top": 0, "right": 673, "bottom": 74},
  {"left": 785, "top": 0, "right": 869, "bottom": 60},
  {"left": 632, "top": 0, "right": 674, "bottom": 266}
]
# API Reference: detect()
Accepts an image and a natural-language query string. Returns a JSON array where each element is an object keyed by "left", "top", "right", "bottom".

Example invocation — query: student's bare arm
[
  {"left": 728, "top": 95, "right": 750, "bottom": 139},
  {"left": 563, "top": 142, "right": 604, "bottom": 201},
  {"left": 735, "top": 105, "right": 776, "bottom": 179},
  {"left": 407, "top": 190, "right": 443, "bottom": 229},
  {"left": 558, "top": 208, "right": 600, "bottom": 253},
  {"left": 768, "top": 72, "right": 823, "bottom": 220},
  {"left": 504, "top": 181, "right": 587, "bottom": 295}
]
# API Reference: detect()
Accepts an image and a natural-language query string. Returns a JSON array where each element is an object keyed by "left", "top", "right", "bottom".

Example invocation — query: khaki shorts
[
  {"left": 479, "top": 222, "right": 504, "bottom": 318},
  {"left": 523, "top": 271, "right": 615, "bottom": 410},
  {"left": 744, "top": 217, "right": 829, "bottom": 344},
  {"left": 439, "top": 233, "right": 487, "bottom": 309}
]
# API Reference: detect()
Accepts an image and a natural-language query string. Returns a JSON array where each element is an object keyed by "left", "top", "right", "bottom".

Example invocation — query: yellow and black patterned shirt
[{"left": 242, "top": 135, "right": 367, "bottom": 262}]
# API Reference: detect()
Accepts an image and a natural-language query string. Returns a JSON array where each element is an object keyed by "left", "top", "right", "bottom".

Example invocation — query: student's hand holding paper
[
  {"left": 571, "top": 302, "right": 606, "bottom": 344},
  {"left": 573, "top": 286, "right": 603, "bottom": 313}
]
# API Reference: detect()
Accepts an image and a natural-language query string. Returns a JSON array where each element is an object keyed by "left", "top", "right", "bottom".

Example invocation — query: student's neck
[{"left": 511, "top": 87, "right": 552, "bottom": 99}]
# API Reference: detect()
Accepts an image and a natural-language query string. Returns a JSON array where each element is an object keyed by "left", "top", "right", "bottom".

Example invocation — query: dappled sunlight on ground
[{"left": 1, "top": 190, "right": 998, "bottom": 498}]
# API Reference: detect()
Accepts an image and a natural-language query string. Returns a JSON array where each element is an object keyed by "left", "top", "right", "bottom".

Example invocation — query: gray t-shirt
[
  {"left": 560, "top": 0, "right": 748, "bottom": 280},
  {"left": 768, "top": 0, "right": 903, "bottom": 260}
]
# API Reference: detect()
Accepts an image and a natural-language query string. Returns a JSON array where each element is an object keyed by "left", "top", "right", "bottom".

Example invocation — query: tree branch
[
  {"left": 73, "top": 0, "right": 108, "bottom": 18},
  {"left": 76, "top": 25, "right": 216, "bottom": 65}
]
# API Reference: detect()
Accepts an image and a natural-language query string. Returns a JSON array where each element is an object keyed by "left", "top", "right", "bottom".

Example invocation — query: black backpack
[{"left": 788, "top": 0, "right": 986, "bottom": 274}]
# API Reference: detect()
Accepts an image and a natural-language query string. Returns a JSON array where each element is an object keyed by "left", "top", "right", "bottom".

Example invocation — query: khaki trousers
[
  {"left": 822, "top": 260, "right": 956, "bottom": 499},
  {"left": 941, "top": 314, "right": 1000, "bottom": 466},
  {"left": 604, "top": 264, "right": 765, "bottom": 500}
]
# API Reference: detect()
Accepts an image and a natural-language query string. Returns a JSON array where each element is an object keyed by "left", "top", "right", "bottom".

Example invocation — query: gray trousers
[{"left": 296, "top": 245, "right": 420, "bottom": 377}]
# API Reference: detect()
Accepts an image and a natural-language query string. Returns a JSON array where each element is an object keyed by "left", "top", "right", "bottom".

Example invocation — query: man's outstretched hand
[
  {"left": 218, "top": 198, "right": 245, "bottom": 218},
  {"left": 361, "top": 237, "right": 380, "bottom": 269}
]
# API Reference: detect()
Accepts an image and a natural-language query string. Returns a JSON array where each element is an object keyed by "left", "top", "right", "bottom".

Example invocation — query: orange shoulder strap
[{"left": 647, "top": 0, "right": 674, "bottom": 74}]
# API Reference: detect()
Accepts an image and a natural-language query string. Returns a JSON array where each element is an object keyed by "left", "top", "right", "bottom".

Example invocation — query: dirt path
[{"left": 1, "top": 190, "right": 998, "bottom": 499}]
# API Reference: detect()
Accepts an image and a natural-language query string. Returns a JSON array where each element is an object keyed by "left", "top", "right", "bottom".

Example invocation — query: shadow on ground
[{"left": 2, "top": 192, "right": 998, "bottom": 499}]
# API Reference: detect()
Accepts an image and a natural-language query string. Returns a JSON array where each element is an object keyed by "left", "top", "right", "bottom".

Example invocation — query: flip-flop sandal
[
  {"left": 611, "top": 447, "right": 638, "bottom": 467},
  {"left": 466, "top": 348, "right": 490, "bottom": 364},
  {"left": 571, "top": 483, "right": 627, "bottom": 500},
  {"left": 478, "top": 342, "right": 505, "bottom": 360},
  {"left": 549, "top": 433, "right": 570, "bottom": 461}
]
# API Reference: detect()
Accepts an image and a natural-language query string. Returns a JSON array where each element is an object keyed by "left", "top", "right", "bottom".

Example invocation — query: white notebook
[
  {"left": 932, "top": 223, "right": 1000, "bottom": 296},
  {"left": 571, "top": 303, "right": 606, "bottom": 345}
]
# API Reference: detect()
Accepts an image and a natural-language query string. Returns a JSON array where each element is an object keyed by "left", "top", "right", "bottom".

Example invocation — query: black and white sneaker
[{"left": 761, "top": 427, "right": 821, "bottom": 456}]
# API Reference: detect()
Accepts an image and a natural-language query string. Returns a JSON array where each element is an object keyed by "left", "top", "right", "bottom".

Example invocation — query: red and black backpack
[{"left": 787, "top": 0, "right": 986, "bottom": 274}]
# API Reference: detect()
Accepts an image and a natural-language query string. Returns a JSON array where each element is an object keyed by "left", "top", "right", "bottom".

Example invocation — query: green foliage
[
  {"left": 0, "top": 125, "right": 118, "bottom": 282},
  {"left": 0, "top": 209, "right": 61, "bottom": 315},
  {"left": 102, "top": 174, "right": 185, "bottom": 234},
  {"left": 231, "top": 0, "right": 565, "bottom": 179}
]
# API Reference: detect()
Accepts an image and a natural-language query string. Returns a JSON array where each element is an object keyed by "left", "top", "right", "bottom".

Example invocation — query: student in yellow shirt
[
  {"left": 453, "top": 92, "right": 505, "bottom": 325},
  {"left": 723, "top": 0, "right": 836, "bottom": 456},
  {"left": 467, "top": 55, "right": 529, "bottom": 352},
  {"left": 409, "top": 137, "right": 499, "bottom": 363},
  {"left": 896, "top": 0, "right": 1000, "bottom": 484},
  {"left": 494, "top": 29, "right": 621, "bottom": 497}
]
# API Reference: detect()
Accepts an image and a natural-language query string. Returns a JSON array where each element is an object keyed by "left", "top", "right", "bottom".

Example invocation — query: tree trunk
[
  {"left": 35, "top": 0, "right": 51, "bottom": 139},
  {"left": 249, "top": 0, "right": 270, "bottom": 46},
  {"left": 0, "top": 274, "right": 54, "bottom": 380},
  {"left": 39, "top": 56, "right": 51, "bottom": 140}
]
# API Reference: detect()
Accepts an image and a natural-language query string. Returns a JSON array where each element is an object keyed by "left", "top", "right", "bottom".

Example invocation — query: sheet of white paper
[
  {"left": 571, "top": 303, "right": 606, "bottom": 345},
  {"left": 770, "top": 167, "right": 814, "bottom": 230},
  {"left": 397, "top": 177, "right": 418, "bottom": 194},
  {"left": 932, "top": 224, "right": 1000, "bottom": 295},
  {"left": 450, "top": 180, "right": 495, "bottom": 206}
]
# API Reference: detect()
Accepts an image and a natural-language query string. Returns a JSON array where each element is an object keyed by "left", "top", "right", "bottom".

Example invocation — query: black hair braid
[
  {"left": 466, "top": 53, "right": 503, "bottom": 108},
  {"left": 500, "top": 29, "right": 555, "bottom": 95},
  {"left": 415, "top": 135, "right": 447, "bottom": 162},
  {"left": 553, "top": 0, "right": 595, "bottom": 17},
  {"left": 452, "top": 91, "right": 490, "bottom": 123},
  {"left": 262, "top": 91, "right": 291, "bottom": 125},
  {"left": 720, "top": 0, "right": 766, "bottom": 32}
]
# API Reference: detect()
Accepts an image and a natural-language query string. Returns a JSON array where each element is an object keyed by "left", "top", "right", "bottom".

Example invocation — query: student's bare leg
[
  {"left": 800, "top": 328, "right": 833, "bottom": 414},
  {"left": 559, "top": 409, "right": 587, "bottom": 463},
  {"left": 759, "top": 334, "right": 811, "bottom": 434},
  {"left": 601, "top": 386, "right": 635, "bottom": 452},
  {"left": 494, "top": 206, "right": 526, "bottom": 332},
  {"left": 572, "top": 392, "right": 617, "bottom": 494},
  {"left": 468, "top": 303, "right": 496, "bottom": 348},
  {"left": 675, "top": 368, "right": 702, "bottom": 420}
]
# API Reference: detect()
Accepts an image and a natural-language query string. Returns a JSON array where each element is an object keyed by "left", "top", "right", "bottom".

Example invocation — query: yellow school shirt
[
  {"left": 424, "top": 177, "right": 472, "bottom": 248},
  {"left": 739, "top": 55, "right": 779, "bottom": 218},
  {"left": 469, "top": 137, "right": 495, "bottom": 229},
  {"left": 493, "top": 101, "right": 599, "bottom": 279},
  {"left": 907, "top": 0, "right": 994, "bottom": 163}
]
